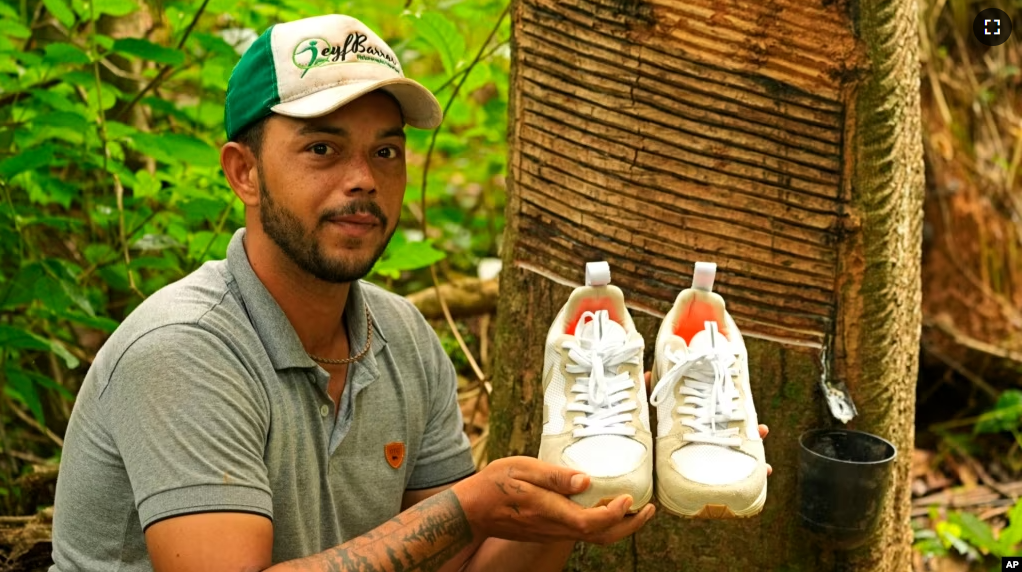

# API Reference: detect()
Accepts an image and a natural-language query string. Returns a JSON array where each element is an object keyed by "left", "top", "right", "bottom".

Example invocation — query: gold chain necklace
[{"left": 307, "top": 304, "right": 373, "bottom": 365}]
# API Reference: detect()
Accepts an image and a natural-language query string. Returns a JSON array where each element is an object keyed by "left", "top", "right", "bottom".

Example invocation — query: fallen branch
[
  {"left": 406, "top": 278, "right": 498, "bottom": 320},
  {"left": 925, "top": 315, "right": 1022, "bottom": 365},
  {"left": 912, "top": 479, "right": 1022, "bottom": 517},
  {"left": 0, "top": 508, "right": 53, "bottom": 571}
]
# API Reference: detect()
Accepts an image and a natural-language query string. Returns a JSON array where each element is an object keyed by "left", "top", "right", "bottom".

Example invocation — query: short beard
[{"left": 257, "top": 172, "right": 393, "bottom": 284}]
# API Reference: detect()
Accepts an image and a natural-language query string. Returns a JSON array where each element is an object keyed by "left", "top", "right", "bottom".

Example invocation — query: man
[{"left": 50, "top": 13, "right": 767, "bottom": 572}]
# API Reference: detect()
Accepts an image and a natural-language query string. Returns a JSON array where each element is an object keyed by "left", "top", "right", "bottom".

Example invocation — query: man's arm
[
  {"left": 145, "top": 457, "right": 651, "bottom": 572},
  {"left": 399, "top": 485, "right": 573, "bottom": 572},
  {"left": 145, "top": 487, "right": 470, "bottom": 572}
]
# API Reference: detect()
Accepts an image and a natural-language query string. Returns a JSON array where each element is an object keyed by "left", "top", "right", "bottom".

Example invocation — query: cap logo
[{"left": 292, "top": 32, "right": 400, "bottom": 78}]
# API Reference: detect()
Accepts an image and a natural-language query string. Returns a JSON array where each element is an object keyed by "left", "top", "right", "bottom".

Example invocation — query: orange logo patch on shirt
[{"left": 385, "top": 442, "right": 405, "bottom": 469}]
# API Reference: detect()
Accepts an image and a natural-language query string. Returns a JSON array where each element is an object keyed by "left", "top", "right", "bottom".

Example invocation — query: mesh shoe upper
[
  {"left": 539, "top": 280, "right": 653, "bottom": 505},
  {"left": 651, "top": 282, "right": 767, "bottom": 515}
]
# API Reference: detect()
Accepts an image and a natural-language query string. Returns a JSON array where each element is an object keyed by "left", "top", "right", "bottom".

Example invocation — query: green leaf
[
  {"left": 935, "top": 520, "right": 972, "bottom": 556},
  {"left": 43, "top": 258, "right": 94, "bottom": 316},
  {"left": 4, "top": 367, "right": 74, "bottom": 423},
  {"left": 130, "top": 132, "right": 218, "bottom": 168},
  {"left": 26, "top": 174, "right": 78, "bottom": 208},
  {"left": 92, "top": 33, "right": 113, "bottom": 51},
  {"left": 0, "top": 3, "right": 18, "bottom": 18},
  {"left": 104, "top": 120, "right": 139, "bottom": 140},
  {"left": 2, "top": 263, "right": 51, "bottom": 309},
  {"left": 950, "top": 511, "right": 997, "bottom": 554},
  {"left": 25, "top": 368, "right": 75, "bottom": 400},
  {"left": 92, "top": 0, "right": 138, "bottom": 17},
  {"left": 1, "top": 259, "right": 90, "bottom": 317},
  {"left": 141, "top": 96, "right": 192, "bottom": 124},
  {"left": 43, "top": 307, "right": 119, "bottom": 334},
  {"left": 372, "top": 240, "right": 447, "bottom": 278},
  {"left": 0, "top": 18, "right": 32, "bottom": 39},
  {"left": 32, "top": 110, "right": 90, "bottom": 131},
  {"left": 132, "top": 169, "right": 162, "bottom": 198},
  {"left": 1000, "top": 498, "right": 1022, "bottom": 552},
  {"left": 186, "top": 231, "right": 228, "bottom": 261},
  {"left": 14, "top": 49, "right": 42, "bottom": 67},
  {"left": 113, "top": 38, "right": 184, "bottom": 66},
  {"left": 410, "top": 12, "right": 466, "bottom": 77},
  {"left": 97, "top": 263, "right": 130, "bottom": 292},
  {"left": 20, "top": 215, "right": 84, "bottom": 232},
  {"left": 47, "top": 338, "right": 79, "bottom": 369},
  {"left": 129, "top": 255, "right": 180, "bottom": 272},
  {"left": 0, "top": 324, "right": 76, "bottom": 367},
  {"left": 43, "top": 42, "right": 90, "bottom": 65},
  {"left": 0, "top": 55, "right": 18, "bottom": 74},
  {"left": 0, "top": 143, "right": 57, "bottom": 178},
  {"left": 976, "top": 390, "right": 1022, "bottom": 434},
  {"left": 30, "top": 88, "right": 79, "bottom": 112},
  {"left": 0, "top": 325, "right": 52, "bottom": 352},
  {"left": 43, "top": 0, "right": 76, "bottom": 28},
  {"left": 4, "top": 368, "right": 44, "bottom": 424}
]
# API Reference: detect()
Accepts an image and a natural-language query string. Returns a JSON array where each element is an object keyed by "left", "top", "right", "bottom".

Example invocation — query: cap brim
[{"left": 271, "top": 78, "right": 442, "bottom": 129}]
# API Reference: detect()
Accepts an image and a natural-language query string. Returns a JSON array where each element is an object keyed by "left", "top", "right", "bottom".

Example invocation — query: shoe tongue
[
  {"left": 687, "top": 322, "right": 731, "bottom": 354},
  {"left": 575, "top": 310, "right": 626, "bottom": 346}
]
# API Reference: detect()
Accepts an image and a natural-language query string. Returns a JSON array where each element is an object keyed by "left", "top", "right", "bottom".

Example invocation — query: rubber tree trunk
[{"left": 489, "top": 0, "right": 923, "bottom": 570}]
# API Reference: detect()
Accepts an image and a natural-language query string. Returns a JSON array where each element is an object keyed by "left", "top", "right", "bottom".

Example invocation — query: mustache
[{"left": 320, "top": 200, "right": 388, "bottom": 227}]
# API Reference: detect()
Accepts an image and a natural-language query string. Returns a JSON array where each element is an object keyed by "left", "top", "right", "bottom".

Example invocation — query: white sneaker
[
  {"left": 649, "top": 262, "right": 767, "bottom": 518},
  {"left": 538, "top": 262, "right": 653, "bottom": 511}
]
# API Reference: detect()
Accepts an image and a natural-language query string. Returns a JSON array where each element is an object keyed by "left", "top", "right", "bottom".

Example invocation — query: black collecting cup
[{"left": 797, "top": 428, "right": 897, "bottom": 550}]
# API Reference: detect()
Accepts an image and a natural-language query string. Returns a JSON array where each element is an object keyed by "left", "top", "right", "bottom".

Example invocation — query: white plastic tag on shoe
[
  {"left": 585, "top": 261, "right": 611, "bottom": 287},
  {"left": 692, "top": 261, "right": 716, "bottom": 292}
]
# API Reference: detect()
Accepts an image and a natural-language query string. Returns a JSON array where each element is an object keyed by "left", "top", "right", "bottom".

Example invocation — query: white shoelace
[
  {"left": 563, "top": 310, "right": 644, "bottom": 438},
  {"left": 649, "top": 321, "right": 745, "bottom": 447}
]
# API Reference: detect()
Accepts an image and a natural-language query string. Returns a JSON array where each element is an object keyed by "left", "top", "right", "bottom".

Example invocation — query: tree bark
[{"left": 491, "top": 0, "right": 922, "bottom": 570}]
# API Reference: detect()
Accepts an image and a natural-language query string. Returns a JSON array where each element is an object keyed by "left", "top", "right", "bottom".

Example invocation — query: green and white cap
[{"left": 224, "top": 14, "right": 442, "bottom": 140}]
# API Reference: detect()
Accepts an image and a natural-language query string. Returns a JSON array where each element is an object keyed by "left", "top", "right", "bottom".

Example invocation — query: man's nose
[{"left": 342, "top": 154, "right": 376, "bottom": 195}]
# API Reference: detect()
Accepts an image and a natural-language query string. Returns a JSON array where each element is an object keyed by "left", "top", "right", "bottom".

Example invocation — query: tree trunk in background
[{"left": 490, "top": 0, "right": 923, "bottom": 570}]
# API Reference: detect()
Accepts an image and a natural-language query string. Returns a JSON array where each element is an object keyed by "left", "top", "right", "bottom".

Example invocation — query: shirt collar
[{"left": 225, "top": 228, "right": 388, "bottom": 372}]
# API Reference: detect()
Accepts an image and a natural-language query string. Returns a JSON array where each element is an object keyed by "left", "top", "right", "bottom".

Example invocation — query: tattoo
[
  {"left": 511, "top": 483, "right": 524, "bottom": 495},
  {"left": 495, "top": 481, "right": 508, "bottom": 495},
  {"left": 295, "top": 489, "right": 474, "bottom": 572},
  {"left": 510, "top": 501, "right": 521, "bottom": 515}
]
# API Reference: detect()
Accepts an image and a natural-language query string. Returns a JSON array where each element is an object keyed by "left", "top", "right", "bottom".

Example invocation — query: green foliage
[
  {"left": 915, "top": 499, "right": 1022, "bottom": 569},
  {"left": 976, "top": 390, "right": 1022, "bottom": 434},
  {"left": 0, "top": 0, "right": 509, "bottom": 513}
]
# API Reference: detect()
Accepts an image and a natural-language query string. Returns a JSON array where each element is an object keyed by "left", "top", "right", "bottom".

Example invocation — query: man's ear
[{"left": 221, "top": 142, "right": 260, "bottom": 207}]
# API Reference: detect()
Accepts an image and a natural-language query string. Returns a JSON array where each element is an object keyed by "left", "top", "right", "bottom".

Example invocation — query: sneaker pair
[{"left": 538, "top": 261, "right": 767, "bottom": 518}]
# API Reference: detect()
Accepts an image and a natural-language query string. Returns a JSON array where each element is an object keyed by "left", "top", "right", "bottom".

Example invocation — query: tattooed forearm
[{"left": 275, "top": 489, "right": 474, "bottom": 572}]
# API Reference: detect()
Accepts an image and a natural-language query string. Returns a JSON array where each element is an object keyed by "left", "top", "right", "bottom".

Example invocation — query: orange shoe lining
[
  {"left": 673, "top": 299, "right": 728, "bottom": 344},
  {"left": 565, "top": 298, "right": 621, "bottom": 334}
]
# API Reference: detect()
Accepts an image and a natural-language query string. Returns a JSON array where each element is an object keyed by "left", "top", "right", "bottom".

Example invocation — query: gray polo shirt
[{"left": 50, "top": 228, "right": 474, "bottom": 571}]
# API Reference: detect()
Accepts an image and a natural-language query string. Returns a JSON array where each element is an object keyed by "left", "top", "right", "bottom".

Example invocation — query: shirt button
[{"left": 320, "top": 404, "right": 329, "bottom": 417}]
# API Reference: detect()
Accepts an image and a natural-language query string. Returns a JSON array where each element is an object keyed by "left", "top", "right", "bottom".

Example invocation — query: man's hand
[{"left": 452, "top": 456, "right": 655, "bottom": 546}]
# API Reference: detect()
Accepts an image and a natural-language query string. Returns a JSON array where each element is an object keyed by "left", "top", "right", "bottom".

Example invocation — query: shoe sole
[{"left": 656, "top": 480, "right": 767, "bottom": 519}]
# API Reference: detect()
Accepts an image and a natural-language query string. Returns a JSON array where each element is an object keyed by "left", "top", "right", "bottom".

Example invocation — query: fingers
[
  {"left": 503, "top": 456, "right": 589, "bottom": 496},
  {"left": 558, "top": 495, "right": 636, "bottom": 541},
  {"left": 585, "top": 503, "right": 656, "bottom": 545},
  {"left": 758, "top": 425, "right": 771, "bottom": 475}
]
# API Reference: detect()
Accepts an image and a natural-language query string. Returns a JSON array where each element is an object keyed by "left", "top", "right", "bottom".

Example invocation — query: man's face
[{"left": 253, "top": 91, "right": 406, "bottom": 283}]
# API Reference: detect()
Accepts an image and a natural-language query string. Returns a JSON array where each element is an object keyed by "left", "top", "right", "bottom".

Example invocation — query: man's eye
[
  {"left": 377, "top": 146, "right": 400, "bottom": 159},
  {"left": 310, "top": 144, "right": 331, "bottom": 155}
]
